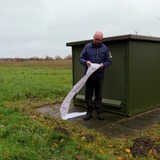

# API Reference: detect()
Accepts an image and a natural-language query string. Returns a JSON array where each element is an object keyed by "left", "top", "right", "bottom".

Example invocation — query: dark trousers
[{"left": 85, "top": 77, "right": 103, "bottom": 114}]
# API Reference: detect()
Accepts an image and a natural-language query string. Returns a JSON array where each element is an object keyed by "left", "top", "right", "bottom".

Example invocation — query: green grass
[
  {"left": 0, "top": 60, "right": 159, "bottom": 160},
  {"left": 0, "top": 106, "right": 116, "bottom": 160},
  {"left": 0, "top": 106, "right": 53, "bottom": 160},
  {"left": 0, "top": 60, "right": 72, "bottom": 105}
]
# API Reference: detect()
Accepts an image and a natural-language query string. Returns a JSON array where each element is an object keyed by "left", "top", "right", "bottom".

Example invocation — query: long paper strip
[
  {"left": 62, "top": 112, "right": 87, "bottom": 120},
  {"left": 60, "top": 63, "right": 101, "bottom": 119}
]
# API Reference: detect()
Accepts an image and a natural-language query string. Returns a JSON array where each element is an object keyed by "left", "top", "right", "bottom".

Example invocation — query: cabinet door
[{"left": 102, "top": 42, "right": 127, "bottom": 110}]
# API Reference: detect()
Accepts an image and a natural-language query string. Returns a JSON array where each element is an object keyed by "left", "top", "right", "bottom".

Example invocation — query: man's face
[{"left": 93, "top": 34, "right": 103, "bottom": 46}]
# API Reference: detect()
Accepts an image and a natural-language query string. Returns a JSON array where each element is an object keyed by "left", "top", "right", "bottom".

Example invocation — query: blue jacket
[{"left": 80, "top": 42, "right": 112, "bottom": 78}]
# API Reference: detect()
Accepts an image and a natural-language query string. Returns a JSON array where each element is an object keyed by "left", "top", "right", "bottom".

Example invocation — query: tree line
[{"left": 0, "top": 54, "right": 72, "bottom": 61}]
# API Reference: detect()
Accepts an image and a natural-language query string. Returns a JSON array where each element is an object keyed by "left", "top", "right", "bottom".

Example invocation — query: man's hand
[
  {"left": 99, "top": 63, "right": 104, "bottom": 69},
  {"left": 86, "top": 61, "right": 91, "bottom": 67}
]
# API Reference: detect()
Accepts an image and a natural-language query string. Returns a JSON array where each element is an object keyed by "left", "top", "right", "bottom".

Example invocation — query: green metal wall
[{"left": 127, "top": 40, "right": 160, "bottom": 115}]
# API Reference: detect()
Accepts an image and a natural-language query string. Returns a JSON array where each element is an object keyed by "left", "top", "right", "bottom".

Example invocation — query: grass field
[
  {"left": 0, "top": 60, "right": 159, "bottom": 160},
  {"left": 0, "top": 60, "right": 72, "bottom": 106}
]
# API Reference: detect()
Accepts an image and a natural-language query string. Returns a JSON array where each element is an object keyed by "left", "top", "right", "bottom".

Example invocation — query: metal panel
[
  {"left": 102, "top": 41, "right": 126, "bottom": 106},
  {"left": 72, "top": 45, "right": 86, "bottom": 93},
  {"left": 127, "top": 40, "right": 160, "bottom": 115}
]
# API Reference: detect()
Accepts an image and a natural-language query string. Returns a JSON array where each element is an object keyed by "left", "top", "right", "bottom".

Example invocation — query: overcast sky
[{"left": 0, "top": 0, "right": 160, "bottom": 58}]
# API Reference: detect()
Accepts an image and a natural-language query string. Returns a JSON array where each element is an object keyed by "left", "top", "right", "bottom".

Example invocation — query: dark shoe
[
  {"left": 84, "top": 113, "right": 92, "bottom": 121},
  {"left": 97, "top": 113, "right": 104, "bottom": 120}
]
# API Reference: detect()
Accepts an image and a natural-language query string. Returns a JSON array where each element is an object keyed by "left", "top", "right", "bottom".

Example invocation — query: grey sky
[{"left": 0, "top": 0, "right": 160, "bottom": 58}]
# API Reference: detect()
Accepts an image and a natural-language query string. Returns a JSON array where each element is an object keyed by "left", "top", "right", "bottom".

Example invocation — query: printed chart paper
[{"left": 60, "top": 63, "right": 101, "bottom": 120}]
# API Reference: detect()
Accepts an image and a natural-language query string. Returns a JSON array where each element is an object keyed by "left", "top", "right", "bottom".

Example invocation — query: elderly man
[{"left": 80, "top": 31, "right": 112, "bottom": 120}]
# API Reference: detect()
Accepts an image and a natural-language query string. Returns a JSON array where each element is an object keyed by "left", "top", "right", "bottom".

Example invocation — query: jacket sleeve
[{"left": 79, "top": 45, "right": 87, "bottom": 66}]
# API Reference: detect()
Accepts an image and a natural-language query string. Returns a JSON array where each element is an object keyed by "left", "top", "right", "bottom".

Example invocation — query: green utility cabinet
[{"left": 67, "top": 34, "right": 160, "bottom": 116}]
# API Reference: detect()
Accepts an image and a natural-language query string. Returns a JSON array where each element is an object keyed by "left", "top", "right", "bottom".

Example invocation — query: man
[{"left": 80, "top": 31, "right": 112, "bottom": 120}]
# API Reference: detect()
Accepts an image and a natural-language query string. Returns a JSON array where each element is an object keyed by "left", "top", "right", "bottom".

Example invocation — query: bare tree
[
  {"left": 64, "top": 54, "right": 72, "bottom": 60},
  {"left": 45, "top": 56, "right": 54, "bottom": 60},
  {"left": 54, "top": 55, "right": 63, "bottom": 60}
]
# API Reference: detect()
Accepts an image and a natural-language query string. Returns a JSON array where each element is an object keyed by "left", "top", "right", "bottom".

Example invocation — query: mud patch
[
  {"left": 130, "top": 137, "right": 160, "bottom": 157},
  {"left": 80, "top": 134, "right": 95, "bottom": 143},
  {"left": 54, "top": 127, "right": 70, "bottom": 136}
]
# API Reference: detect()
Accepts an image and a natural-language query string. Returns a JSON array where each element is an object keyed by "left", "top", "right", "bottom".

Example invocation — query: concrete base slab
[{"left": 36, "top": 103, "right": 160, "bottom": 138}]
